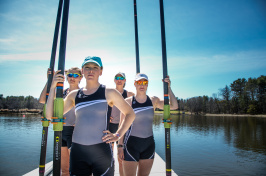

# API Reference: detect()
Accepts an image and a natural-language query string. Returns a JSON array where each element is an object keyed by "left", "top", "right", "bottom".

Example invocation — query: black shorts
[
  {"left": 109, "top": 123, "right": 119, "bottom": 133},
  {"left": 124, "top": 135, "right": 155, "bottom": 162},
  {"left": 62, "top": 126, "right": 74, "bottom": 149},
  {"left": 70, "top": 142, "right": 114, "bottom": 176},
  {"left": 109, "top": 123, "right": 119, "bottom": 144}
]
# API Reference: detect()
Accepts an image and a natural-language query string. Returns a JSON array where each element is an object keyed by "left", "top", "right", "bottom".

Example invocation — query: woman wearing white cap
[
  {"left": 118, "top": 73, "right": 178, "bottom": 176},
  {"left": 109, "top": 72, "right": 134, "bottom": 176},
  {"left": 46, "top": 56, "right": 135, "bottom": 176}
]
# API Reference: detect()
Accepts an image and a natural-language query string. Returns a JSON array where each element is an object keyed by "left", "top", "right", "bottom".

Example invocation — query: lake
[{"left": 0, "top": 114, "right": 266, "bottom": 176}]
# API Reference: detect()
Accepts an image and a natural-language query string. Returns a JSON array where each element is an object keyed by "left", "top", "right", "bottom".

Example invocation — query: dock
[{"left": 24, "top": 145, "right": 178, "bottom": 176}]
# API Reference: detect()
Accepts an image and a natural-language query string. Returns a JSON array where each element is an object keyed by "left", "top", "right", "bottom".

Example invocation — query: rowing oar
[
  {"left": 52, "top": 0, "right": 70, "bottom": 175},
  {"left": 133, "top": 0, "right": 140, "bottom": 73},
  {"left": 39, "top": 0, "right": 63, "bottom": 175},
  {"left": 158, "top": 0, "right": 172, "bottom": 175}
]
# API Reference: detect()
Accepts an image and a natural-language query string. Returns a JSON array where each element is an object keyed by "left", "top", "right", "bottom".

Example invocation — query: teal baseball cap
[{"left": 82, "top": 56, "right": 103, "bottom": 68}]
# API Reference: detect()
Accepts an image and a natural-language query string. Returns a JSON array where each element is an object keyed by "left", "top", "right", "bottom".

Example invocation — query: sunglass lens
[
  {"left": 73, "top": 74, "right": 79, "bottom": 78},
  {"left": 115, "top": 77, "right": 125, "bottom": 80},
  {"left": 68, "top": 73, "right": 73, "bottom": 77}
]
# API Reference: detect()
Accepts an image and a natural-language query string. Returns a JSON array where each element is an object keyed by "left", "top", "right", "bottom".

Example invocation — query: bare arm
[
  {"left": 39, "top": 82, "right": 47, "bottom": 104},
  {"left": 102, "top": 89, "right": 135, "bottom": 143},
  {"left": 39, "top": 68, "right": 53, "bottom": 104},
  {"left": 117, "top": 97, "right": 133, "bottom": 160},
  {"left": 127, "top": 91, "right": 135, "bottom": 97},
  {"left": 118, "top": 97, "right": 132, "bottom": 145},
  {"left": 152, "top": 76, "right": 178, "bottom": 110}
]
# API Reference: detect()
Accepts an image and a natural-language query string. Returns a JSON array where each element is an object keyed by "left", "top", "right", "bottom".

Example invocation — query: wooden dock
[{"left": 24, "top": 145, "right": 178, "bottom": 176}]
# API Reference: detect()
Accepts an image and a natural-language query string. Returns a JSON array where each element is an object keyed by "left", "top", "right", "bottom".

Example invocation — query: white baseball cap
[{"left": 134, "top": 73, "right": 149, "bottom": 81}]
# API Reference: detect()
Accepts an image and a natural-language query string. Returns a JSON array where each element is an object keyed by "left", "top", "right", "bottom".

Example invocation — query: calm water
[{"left": 0, "top": 114, "right": 266, "bottom": 176}]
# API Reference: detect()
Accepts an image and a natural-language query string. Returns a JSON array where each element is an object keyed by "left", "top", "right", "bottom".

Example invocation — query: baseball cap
[
  {"left": 82, "top": 56, "right": 103, "bottom": 68},
  {"left": 115, "top": 72, "right": 126, "bottom": 79},
  {"left": 134, "top": 73, "right": 149, "bottom": 81}
]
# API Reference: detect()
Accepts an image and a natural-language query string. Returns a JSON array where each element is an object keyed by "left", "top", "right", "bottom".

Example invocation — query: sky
[{"left": 0, "top": 0, "right": 266, "bottom": 100}]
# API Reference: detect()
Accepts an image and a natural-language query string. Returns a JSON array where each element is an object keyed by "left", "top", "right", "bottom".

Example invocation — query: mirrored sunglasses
[
  {"left": 135, "top": 80, "right": 148, "bottom": 85},
  {"left": 115, "top": 76, "right": 125, "bottom": 80},
  {"left": 67, "top": 73, "right": 81, "bottom": 78}
]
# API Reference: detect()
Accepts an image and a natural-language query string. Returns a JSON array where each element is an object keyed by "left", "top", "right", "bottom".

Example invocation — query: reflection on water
[
  {"left": 0, "top": 114, "right": 54, "bottom": 176},
  {"left": 0, "top": 114, "right": 266, "bottom": 176},
  {"left": 153, "top": 114, "right": 266, "bottom": 176}
]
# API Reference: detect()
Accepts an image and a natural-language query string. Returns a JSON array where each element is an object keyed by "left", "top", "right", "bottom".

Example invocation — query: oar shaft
[
  {"left": 39, "top": 0, "right": 63, "bottom": 175},
  {"left": 159, "top": 0, "right": 172, "bottom": 175},
  {"left": 133, "top": 0, "right": 140, "bottom": 73},
  {"left": 53, "top": 0, "right": 70, "bottom": 175},
  {"left": 56, "top": 0, "right": 70, "bottom": 98},
  {"left": 47, "top": 0, "right": 64, "bottom": 102},
  {"left": 39, "top": 126, "right": 48, "bottom": 176}
]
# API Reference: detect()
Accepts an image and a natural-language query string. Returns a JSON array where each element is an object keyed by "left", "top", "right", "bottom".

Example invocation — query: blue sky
[{"left": 0, "top": 0, "right": 265, "bottom": 99}]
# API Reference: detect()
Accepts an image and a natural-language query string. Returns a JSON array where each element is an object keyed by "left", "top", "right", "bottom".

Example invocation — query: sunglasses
[
  {"left": 135, "top": 80, "right": 148, "bottom": 85},
  {"left": 115, "top": 76, "right": 125, "bottom": 80},
  {"left": 67, "top": 73, "right": 81, "bottom": 78}
]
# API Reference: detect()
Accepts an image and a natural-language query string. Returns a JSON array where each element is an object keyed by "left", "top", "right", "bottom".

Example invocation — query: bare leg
[
  {"left": 138, "top": 159, "right": 154, "bottom": 176},
  {"left": 61, "top": 147, "right": 70, "bottom": 176},
  {"left": 118, "top": 157, "right": 124, "bottom": 176},
  {"left": 123, "top": 160, "right": 138, "bottom": 176}
]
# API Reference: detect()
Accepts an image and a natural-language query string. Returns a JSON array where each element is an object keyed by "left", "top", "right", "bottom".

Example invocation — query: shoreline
[
  {"left": 204, "top": 113, "right": 266, "bottom": 118},
  {"left": 0, "top": 109, "right": 42, "bottom": 114},
  {"left": 154, "top": 111, "right": 266, "bottom": 118},
  {"left": 1, "top": 109, "right": 266, "bottom": 118}
]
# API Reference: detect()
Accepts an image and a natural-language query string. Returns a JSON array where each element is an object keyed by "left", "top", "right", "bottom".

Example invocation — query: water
[{"left": 0, "top": 114, "right": 266, "bottom": 176}]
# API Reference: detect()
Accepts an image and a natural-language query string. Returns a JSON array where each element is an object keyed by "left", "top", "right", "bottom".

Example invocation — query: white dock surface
[{"left": 24, "top": 145, "right": 178, "bottom": 176}]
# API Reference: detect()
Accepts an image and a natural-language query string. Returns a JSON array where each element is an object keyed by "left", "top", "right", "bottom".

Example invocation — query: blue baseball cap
[{"left": 82, "top": 56, "right": 103, "bottom": 68}]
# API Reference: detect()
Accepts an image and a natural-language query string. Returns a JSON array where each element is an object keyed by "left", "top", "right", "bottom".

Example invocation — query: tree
[
  {"left": 219, "top": 85, "right": 231, "bottom": 113},
  {"left": 257, "top": 75, "right": 266, "bottom": 113}
]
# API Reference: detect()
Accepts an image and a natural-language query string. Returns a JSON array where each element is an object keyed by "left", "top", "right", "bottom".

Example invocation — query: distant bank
[
  {"left": 1, "top": 109, "right": 265, "bottom": 118},
  {"left": 0, "top": 109, "right": 42, "bottom": 114},
  {"left": 154, "top": 111, "right": 266, "bottom": 118}
]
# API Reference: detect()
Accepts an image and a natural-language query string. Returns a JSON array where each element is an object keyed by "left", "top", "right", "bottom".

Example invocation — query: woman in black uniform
[
  {"left": 118, "top": 73, "right": 178, "bottom": 176},
  {"left": 109, "top": 72, "right": 134, "bottom": 176},
  {"left": 46, "top": 56, "right": 135, "bottom": 176}
]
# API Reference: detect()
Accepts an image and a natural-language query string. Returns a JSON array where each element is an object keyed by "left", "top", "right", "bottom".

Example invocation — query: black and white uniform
[
  {"left": 62, "top": 88, "right": 75, "bottom": 149},
  {"left": 109, "top": 90, "right": 128, "bottom": 134},
  {"left": 70, "top": 85, "right": 114, "bottom": 176},
  {"left": 123, "top": 96, "right": 155, "bottom": 162}
]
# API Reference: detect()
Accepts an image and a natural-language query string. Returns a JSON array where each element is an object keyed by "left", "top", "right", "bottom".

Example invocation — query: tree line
[
  {"left": 0, "top": 94, "right": 43, "bottom": 110},
  {"left": 1, "top": 75, "right": 265, "bottom": 115},
  {"left": 178, "top": 75, "right": 266, "bottom": 115}
]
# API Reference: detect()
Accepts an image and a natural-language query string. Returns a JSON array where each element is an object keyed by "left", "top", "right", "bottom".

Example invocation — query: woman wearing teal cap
[
  {"left": 46, "top": 56, "right": 135, "bottom": 176},
  {"left": 118, "top": 73, "right": 178, "bottom": 176},
  {"left": 110, "top": 72, "right": 134, "bottom": 176},
  {"left": 39, "top": 67, "right": 82, "bottom": 176}
]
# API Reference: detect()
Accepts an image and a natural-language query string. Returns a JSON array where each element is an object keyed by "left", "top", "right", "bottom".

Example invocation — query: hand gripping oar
[
  {"left": 52, "top": 0, "right": 70, "bottom": 175},
  {"left": 158, "top": 0, "right": 172, "bottom": 175},
  {"left": 39, "top": 0, "right": 63, "bottom": 175},
  {"left": 133, "top": 0, "right": 140, "bottom": 73}
]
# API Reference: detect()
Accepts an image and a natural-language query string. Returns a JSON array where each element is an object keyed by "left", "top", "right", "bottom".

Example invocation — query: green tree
[
  {"left": 219, "top": 85, "right": 231, "bottom": 113},
  {"left": 257, "top": 75, "right": 266, "bottom": 113}
]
